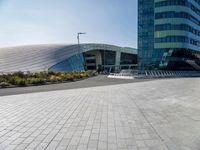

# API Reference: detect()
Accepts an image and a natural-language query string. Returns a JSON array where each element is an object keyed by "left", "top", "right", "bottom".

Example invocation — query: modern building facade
[
  {"left": 138, "top": 0, "right": 200, "bottom": 71},
  {"left": 0, "top": 44, "right": 137, "bottom": 73}
]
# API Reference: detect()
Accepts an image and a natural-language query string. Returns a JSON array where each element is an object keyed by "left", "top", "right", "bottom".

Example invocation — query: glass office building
[{"left": 138, "top": 0, "right": 200, "bottom": 71}]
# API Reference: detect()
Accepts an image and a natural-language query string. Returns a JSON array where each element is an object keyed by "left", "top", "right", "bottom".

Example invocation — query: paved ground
[
  {"left": 0, "top": 75, "right": 151, "bottom": 97},
  {"left": 0, "top": 78, "right": 200, "bottom": 150}
]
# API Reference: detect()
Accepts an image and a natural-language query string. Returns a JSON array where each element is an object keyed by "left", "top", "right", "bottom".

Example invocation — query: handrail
[{"left": 136, "top": 70, "right": 200, "bottom": 78}]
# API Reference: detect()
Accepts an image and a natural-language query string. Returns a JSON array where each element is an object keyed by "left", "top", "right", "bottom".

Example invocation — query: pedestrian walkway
[{"left": 0, "top": 78, "right": 200, "bottom": 150}]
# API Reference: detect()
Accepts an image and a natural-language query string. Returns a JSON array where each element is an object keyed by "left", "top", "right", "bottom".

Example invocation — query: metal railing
[
  {"left": 137, "top": 70, "right": 200, "bottom": 78},
  {"left": 108, "top": 69, "right": 200, "bottom": 79},
  {"left": 107, "top": 69, "right": 136, "bottom": 79}
]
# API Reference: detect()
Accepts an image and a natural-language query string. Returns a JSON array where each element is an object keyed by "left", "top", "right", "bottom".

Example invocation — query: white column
[{"left": 115, "top": 51, "right": 121, "bottom": 71}]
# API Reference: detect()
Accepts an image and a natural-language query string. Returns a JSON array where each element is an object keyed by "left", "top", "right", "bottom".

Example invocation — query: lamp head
[{"left": 78, "top": 32, "right": 86, "bottom": 35}]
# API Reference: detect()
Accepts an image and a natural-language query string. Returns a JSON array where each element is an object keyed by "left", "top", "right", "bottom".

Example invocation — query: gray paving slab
[{"left": 0, "top": 78, "right": 200, "bottom": 150}]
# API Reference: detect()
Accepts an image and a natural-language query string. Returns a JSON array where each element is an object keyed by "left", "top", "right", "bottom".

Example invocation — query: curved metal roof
[{"left": 0, "top": 43, "right": 137, "bottom": 73}]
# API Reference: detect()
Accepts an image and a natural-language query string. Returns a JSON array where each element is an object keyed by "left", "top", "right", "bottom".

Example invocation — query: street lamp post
[{"left": 77, "top": 32, "right": 86, "bottom": 70}]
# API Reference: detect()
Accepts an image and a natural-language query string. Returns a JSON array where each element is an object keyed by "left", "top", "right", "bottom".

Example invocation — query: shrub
[
  {"left": 64, "top": 73, "right": 75, "bottom": 81},
  {"left": 0, "top": 82, "right": 10, "bottom": 88},
  {"left": 17, "top": 79, "right": 27, "bottom": 86},
  {"left": 72, "top": 72, "right": 81, "bottom": 79},
  {"left": 88, "top": 70, "right": 97, "bottom": 76},
  {"left": 8, "top": 76, "right": 21, "bottom": 85},
  {"left": 12, "top": 71, "right": 25, "bottom": 78},
  {"left": 48, "top": 71, "right": 56, "bottom": 76},
  {"left": 0, "top": 77, "right": 6, "bottom": 83},
  {"left": 33, "top": 72, "right": 48, "bottom": 79},
  {"left": 48, "top": 75, "right": 62, "bottom": 82},
  {"left": 79, "top": 72, "right": 88, "bottom": 78},
  {"left": 27, "top": 78, "right": 45, "bottom": 85},
  {"left": 11, "top": 78, "right": 27, "bottom": 86},
  {"left": 0, "top": 70, "right": 95, "bottom": 87}
]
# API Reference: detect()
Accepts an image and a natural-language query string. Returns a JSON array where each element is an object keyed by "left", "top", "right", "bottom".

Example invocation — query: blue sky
[{"left": 0, "top": 0, "right": 137, "bottom": 48}]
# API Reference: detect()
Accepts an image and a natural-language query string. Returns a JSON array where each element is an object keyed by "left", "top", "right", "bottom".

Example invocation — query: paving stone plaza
[{"left": 0, "top": 78, "right": 200, "bottom": 150}]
